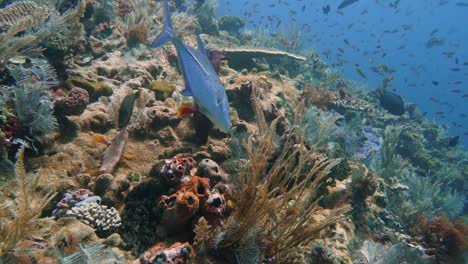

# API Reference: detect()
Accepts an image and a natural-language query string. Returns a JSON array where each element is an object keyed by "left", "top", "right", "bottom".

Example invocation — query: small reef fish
[
  {"left": 118, "top": 90, "right": 140, "bottom": 129},
  {"left": 93, "top": 130, "right": 134, "bottom": 174},
  {"left": 379, "top": 88, "right": 405, "bottom": 116},
  {"left": 338, "top": 0, "right": 359, "bottom": 10},
  {"left": 151, "top": 0, "right": 231, "bottom": 133},
  {"left": 322, "top": 4, "right": 331, "bottom": 14},
  {"left": 355, "top": 66, "right": 367, "bottom": 79},
  {"left": 426, "top": 37, "right": 444, "bottom": 48}
]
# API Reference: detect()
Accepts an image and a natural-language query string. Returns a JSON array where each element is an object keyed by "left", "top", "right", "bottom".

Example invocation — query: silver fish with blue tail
[{"left": 150, "top": 0, "right": 231, "bottom": 133}]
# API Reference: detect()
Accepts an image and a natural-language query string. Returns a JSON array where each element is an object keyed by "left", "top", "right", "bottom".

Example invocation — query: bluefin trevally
[{"left": 150, "top": 0, "right": 231, "bottom": 133}]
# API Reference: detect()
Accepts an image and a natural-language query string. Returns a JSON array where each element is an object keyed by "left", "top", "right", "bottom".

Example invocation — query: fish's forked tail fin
[{"left": 151, "top": 0, "right": 174, "bottom": 48}]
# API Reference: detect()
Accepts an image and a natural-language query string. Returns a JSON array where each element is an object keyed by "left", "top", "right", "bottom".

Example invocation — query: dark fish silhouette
[
  {"left": 447, "top": 136, "right": 459, "bottom": 147},
  {"left": 322, "top": 4, "right": 331, "bottom": 14},
  {"left": 338, "top": 0, "right": 359, "bottom": 9},
  {"left": 118, "top": 91, "right": 139, "bottom": 129},
  {"left": 379, "top": 89, "right": 405, "bottom": 115}
]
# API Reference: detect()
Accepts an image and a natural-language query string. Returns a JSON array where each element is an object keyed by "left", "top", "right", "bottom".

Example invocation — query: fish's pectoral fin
[
  {"left": 92, "top": 134, "right": 110, "bottom": 145},
  {"left": 123, "top": 152, "right": 136, "bottom": 159},
  {"left": 181, "top": 86, "right": 194, "bottom": 96}
]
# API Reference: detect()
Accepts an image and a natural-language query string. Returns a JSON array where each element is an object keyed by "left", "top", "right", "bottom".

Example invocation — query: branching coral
[{"left": 199, "top": 96, "right": 351, "bottom": 262}]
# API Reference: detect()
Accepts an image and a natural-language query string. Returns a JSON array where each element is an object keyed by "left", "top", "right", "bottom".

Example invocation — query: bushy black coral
[{"left": 3, "top": 59, "right": 57, "bottom": 136}]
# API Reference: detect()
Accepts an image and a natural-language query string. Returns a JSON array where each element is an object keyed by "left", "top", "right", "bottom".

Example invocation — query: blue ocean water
[{"left": 216, "top": 0, "right": 468, "bottom": 149}]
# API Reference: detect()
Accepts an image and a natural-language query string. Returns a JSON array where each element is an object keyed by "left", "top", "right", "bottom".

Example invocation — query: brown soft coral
[
  {"left": 415, "top": 215, "right": 468, "bottom": 261},
  {"left": 302, "top": 83, "right": 335, "bottom": 110}
]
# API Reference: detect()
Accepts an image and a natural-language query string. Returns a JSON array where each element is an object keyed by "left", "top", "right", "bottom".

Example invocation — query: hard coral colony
[{"left": 0, "top": 0, "right": 466, "bottom": 264}]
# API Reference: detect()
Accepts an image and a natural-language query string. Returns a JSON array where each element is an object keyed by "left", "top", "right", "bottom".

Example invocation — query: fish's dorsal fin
[
  {"left": 196, "top": 35, "right": 209, "bottom": 59},
  {"left": 150, "top": 0, "right": 174, "bottom": 48}
]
